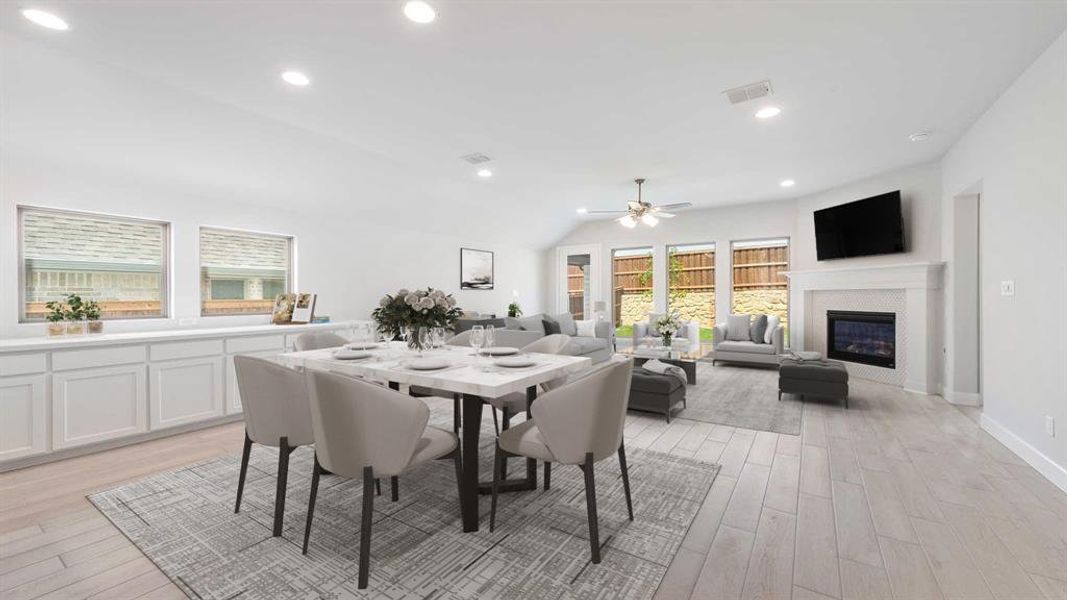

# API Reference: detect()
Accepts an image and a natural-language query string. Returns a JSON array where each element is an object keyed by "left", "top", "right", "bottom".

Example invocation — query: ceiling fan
[{"left": 585, "top": 178, "right": 693, "bottom": 228}]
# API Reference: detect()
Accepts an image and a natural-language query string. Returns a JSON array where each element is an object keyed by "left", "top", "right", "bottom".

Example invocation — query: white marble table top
[{"left": 278, "top": 342, "right": 592, "bottom": 398}]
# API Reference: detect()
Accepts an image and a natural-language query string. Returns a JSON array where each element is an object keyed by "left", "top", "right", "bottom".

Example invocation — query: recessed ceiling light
[
  {"left": 755, "top": 106, "right": 782, "bottom": 120},
  {"left": 281, "top": 71, "right": 310, "bottom": 86},
  {"left": 909, "top": 131, "right": 931, "bottom": 142},
  {"left": 404, "top": 1, "right": 436, "bottom": 23},
  {"left": 576, "top": 207, "right": 588, "bottom": 214},
  {"left": 780, "top": 179, "right": 796, "bottom": 188},
  {"left": 21, "top": 8, "right": 69, "bottom": 30},
  {"left": 477, "top": 168, "right": 492, "bottom": 178}
]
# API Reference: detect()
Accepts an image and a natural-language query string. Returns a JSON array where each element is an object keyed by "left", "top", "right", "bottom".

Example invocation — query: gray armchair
[{"left": 711, "top": 321, "right": 785, "bottom": 367}]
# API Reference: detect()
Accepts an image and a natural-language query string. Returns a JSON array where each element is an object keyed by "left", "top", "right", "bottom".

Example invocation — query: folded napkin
[{"left": 643, "top": 359, "right": 688, "bottom": 386}]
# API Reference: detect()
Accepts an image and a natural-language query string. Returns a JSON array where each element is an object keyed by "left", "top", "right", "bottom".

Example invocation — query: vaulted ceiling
[{"left": 2, "top": 1, "right": 1064, "bottom": 247}]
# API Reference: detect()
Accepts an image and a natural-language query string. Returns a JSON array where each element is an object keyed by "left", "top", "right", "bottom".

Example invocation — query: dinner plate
[
  {"left": 346, "top": 342, "right": 380, "bottom": 350},
  {"left": 494, "top": 356, "right": 536, "bottom": 368},
  {"left": 407, "top": 358, "right": 450, "bottom": 371},
  {"left": 479, "top": 346, "right": 520, "bottom": 356},
  {"left": 334, "top": 349, "right": 371, "bottom": 360}
]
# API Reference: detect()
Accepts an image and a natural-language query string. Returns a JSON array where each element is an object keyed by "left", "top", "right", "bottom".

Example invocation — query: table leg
[
  {"left": 525, "top": 385, "right": 537, "bottom": 489},
  {"left": 460, "top": 393, "right": 483, "bottom": 532}
]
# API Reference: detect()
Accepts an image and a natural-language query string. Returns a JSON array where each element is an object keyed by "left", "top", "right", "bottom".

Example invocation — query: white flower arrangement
[{"left": 654, "top": 312, "right": 683, "bottom": 339}]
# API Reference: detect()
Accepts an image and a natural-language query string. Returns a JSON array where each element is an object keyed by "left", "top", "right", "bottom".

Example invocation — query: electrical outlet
[
  {"left": 1000, "top": 280, "right": 1015, "bottom": 296},
  {"left": 179, "top": 317, "right": 197, "bottom": 326},
  {"left": 1047, "top": 416, "right": 1056, "bottom": 438}
]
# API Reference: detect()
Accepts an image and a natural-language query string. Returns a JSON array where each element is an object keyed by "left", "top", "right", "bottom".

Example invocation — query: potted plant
[
  {"left": 45, "top": 300, "right": 66, "bottom": 336},
  {"left": 655, "top": 312, "right": 683, "bottom": 347},
  {"left": 84, "top": 300, "right": 103, "bottom": 333},
  {"left": 372, "top": 287, "right": 463, "bottom": 350},
  {"left": 507, "top": 301, "right": 522, "bottom": 318},
  {"left": 64, "top": 293, "right": 87, "bottom": 335}
]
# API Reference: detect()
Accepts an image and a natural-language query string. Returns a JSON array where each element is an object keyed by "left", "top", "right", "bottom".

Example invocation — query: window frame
[
  {"left": 198, "top": 225, "right": 295, "bottom": 317},
  {"left": 728, "top": 236, "right": 791, "bottom": 341},
  {"left": 17, "top": 205, "right": 172, "bottom": 323},
  {"left": 664, "top": 241, "right": 717, "bottom": 331},
  {"left": 610, "top": 245, "right": 655, "bottom": 329}
]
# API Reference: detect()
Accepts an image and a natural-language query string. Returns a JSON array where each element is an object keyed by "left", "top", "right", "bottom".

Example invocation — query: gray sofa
[
  {"left": 449, "top": 312, "right": 614, "bottom": 363},
  {"left": 711, "top": 316, "right": 785, "bottom": 367}
]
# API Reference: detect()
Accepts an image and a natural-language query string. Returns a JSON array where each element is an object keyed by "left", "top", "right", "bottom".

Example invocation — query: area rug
[
  {"left": 88, "top": 416, "right": 719, "bottom": 600},
  {"left": 676, "top": 362, "right": 802, "bottom": 435}
]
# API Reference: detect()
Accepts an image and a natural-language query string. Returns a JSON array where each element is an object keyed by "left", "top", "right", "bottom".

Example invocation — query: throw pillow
[
  {"left": 726, "top": 314, "right": 752, "bottom": 341},
  {"left": 646, "top": 313, "right": 663, "bottom": 337},
  {"left": 517, "top": 314, "right": 546, "bottom": 335},
  {"left": 674, "top": 322, "right": 688, "bottom": 339},
  {"left": 765, "top": 315, "right": 780, "bottom": 344},
  {"left": 504, "top": 317, "right": 523, "bottom": 330},
  {"left": 750, "top": 314, "right": 768, "bottom": 344},
  {"left": 543, "top": 319, "right": 562, "bottom": 335},
  {"left": 575, "top": 319, "right": 597, "bottom": 338},
  {"left": 554, "top": 312, "right": 578, "bottom": 336}
]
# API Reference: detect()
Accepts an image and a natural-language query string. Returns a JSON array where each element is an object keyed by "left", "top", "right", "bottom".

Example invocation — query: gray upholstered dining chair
[
  {"left": 485, "top": 334, "right": 573, "bottom": 435},
  {"left": 490, "top": 355, "right": 634, "bottom": 564},
  {"left": 301, "top": 370, "right": 462, "bottom": 589},
  {"left": 233, "top": 355, "right": 315, "bottom": 537},
  {"left": 294, "top": 331, "right": 348, "bottom": 351}
]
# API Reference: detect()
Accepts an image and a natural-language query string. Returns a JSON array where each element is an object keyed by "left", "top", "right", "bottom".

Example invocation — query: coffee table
[{"left": 617, "top": 340, "right": 711, "bottom": 383}]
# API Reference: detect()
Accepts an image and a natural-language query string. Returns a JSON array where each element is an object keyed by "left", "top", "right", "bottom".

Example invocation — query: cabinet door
[
  {"left": 225, "top": 351, "right": 279, "bottom": 415},
  {"left": 52, "top": 365, "right": 147, "bottom": 449},
  {"left": 0, "top": 374, "right": 47, "bottom": 461},
  {"left": 150, "top": 357, "right": 224, "bottom": 430}
]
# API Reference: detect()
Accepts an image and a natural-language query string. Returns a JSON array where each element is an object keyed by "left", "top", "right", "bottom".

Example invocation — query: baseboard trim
[
  {"left": 944, "top": 389, "right": 983, "bottom": 406},
  {"left": 980, "top": 413, "right": 1067, "bottom": 494}
]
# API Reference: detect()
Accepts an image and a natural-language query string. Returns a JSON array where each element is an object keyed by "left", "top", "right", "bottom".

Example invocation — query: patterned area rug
[
  {"left": 676, "top": 362, "right": 802, "bottom": 435},
  {"left": 88, "top": 416, "right": 719, "bottom": 599}
]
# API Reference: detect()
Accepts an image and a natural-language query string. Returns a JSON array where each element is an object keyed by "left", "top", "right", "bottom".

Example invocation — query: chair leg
[
  {"left": 375, "top": 478, "right": 381, "bottom": 496},
  {"left": 582, "top": 452, "right": 601, "bottom": 563},
  {"left": 618, "top": 443, "right": 634, "bottom": 521},
  {"left": 234, "top": 431, "right": 252, "bottom": 513},
  {"left": 544, "top": 462, "right": 551, "bottom": 491},
  {"left": 452, "top": 448, "right": 463, "bottom": 505},
  {"left": 491, "top": 407, "right": 500, "bottom": 436},
  {"left": 390, "top": 476, "right": 399, "bottom": 502},
  {"left": 490, "top": 443, "right": 503, "bottom": 532},
  {"left": 500, "top": 408, "right": 511, "bottom": 480},
  {"left": 359, "top": 466, "right": 375, "bottom": 589},
  {"left": 453, "top": 394, "right": 461, "bottom": 433},
  {"left": 272, "top": 436, "right": 290, "bottom": 537},
  {"left": 302, "top": 455, "right": 322, "bottom": 555},
  {"left": 778, "top": 390, "right": 782, "bottom": 402}
]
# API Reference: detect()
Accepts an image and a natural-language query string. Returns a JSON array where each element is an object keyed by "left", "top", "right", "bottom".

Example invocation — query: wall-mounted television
[{"left": 814, "top": 190, "right": 905, "bottom": 260}]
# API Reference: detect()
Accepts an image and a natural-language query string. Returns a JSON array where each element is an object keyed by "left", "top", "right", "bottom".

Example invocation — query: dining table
[{"left": 277, "top": 342, "right": 592, "bottom": 532}]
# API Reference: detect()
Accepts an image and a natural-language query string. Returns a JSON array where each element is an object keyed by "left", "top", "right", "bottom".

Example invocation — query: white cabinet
[
  {"left": 225, "top": 351, "right": 279, "bottom": 415},
  {"left": 149, "top": 358, "right": 225, "bottom": 430},
  {"left": 0, "top": 375, "right": 47, "bottom": 460},
  {"left": 52, "top": 364, "right": 147, "bottom": 449}
]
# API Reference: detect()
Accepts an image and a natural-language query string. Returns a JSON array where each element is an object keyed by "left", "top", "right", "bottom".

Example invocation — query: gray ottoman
[
  {"left": 778, "top": 359, "right": 849, "bottom": 408},
  {"left": 629, "top": 368, "right": 687, "bottom": 422}
]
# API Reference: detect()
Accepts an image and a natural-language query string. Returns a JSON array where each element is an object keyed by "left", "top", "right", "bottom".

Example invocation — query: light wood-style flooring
[{"left": 2, "top": 377, "right": 1065, "bottom": 599}]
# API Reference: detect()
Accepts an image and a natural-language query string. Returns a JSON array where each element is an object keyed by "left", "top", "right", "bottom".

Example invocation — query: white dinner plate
[
  {"left": 494, "top": 356, "right": 537, "bottom": 368},
  {"left": 479, "top": 346, "right": 520, "bottom": 356},
  {"left": 407, "top": 358, "right": 450, "bottom": 371},
  {"left": 334, "top": 349, "right": 371, "bottom": 360},
  {"left": 346, "top": 342, "right": 380, "bottom": 350}
]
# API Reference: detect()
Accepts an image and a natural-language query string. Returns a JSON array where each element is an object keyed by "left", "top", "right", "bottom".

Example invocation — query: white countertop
[{"left": 0, "top": 321, "right": 359, "bottom": 354}]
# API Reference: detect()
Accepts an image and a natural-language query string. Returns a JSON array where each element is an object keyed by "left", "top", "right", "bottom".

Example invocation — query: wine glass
[
  {"left": 432, "top": 326, "right": 446, "bottom": 350},
  {"left": 400, "top": 325, "right": 411, "bottom": 350},
  {"left": 485, "top": 325, "right": 496, "bottom": 353},
  {"left": 418, "top": 327, "right": 431, "bottom": 356},
  {"left": 469, "top": 325, "right": 485, "bottom": 359}
]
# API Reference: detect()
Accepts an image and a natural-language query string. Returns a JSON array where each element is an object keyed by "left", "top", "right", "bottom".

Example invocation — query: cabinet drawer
[
  {"left": 150, "top": 339, "right": 224, "bottom": 362},
  {"left": 226, "top": 335, "right": 284, "bottom": 354},
  {"left": 0, "top": 353, "right": 47, "bottom": 377},
  {"left": 52, "top": 345, "right": 146, "bottom": 371}
]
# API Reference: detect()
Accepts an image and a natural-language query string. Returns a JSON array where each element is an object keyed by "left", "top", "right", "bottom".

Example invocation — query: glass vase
[{"left": 66, "top": 319, "right": 86, "bottom": 335}]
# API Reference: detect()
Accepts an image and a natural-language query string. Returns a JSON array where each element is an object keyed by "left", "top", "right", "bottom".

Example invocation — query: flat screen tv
[{"left": 814, "top": 190, "right": 905, "bottom": 260}]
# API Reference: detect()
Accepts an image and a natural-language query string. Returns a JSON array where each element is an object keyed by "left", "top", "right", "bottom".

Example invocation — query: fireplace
[{"left": 826, "top": 310, "right": 896, "bottom": 368}]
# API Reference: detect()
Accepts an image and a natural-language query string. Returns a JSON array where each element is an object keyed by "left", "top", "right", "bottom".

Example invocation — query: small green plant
[
  {"left": 507, "top": 301, "right": 522, "bottom": 318},
  {"left": 45, "top": 300, "right": 66, "bottom": 323},
  {"left": 64, "top": 294, "right": 86, "bottom": 321},
  {"left": 84, "top": 299, "right": 101, "bottom": 321}
]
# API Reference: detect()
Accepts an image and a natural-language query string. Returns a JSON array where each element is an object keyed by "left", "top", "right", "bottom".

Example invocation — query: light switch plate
[
  {"left": 1047, "top": 416, "right": 1056, "bottom": 438},
  {"left": 1000, "top": 281, "right": 1015, "bottom": 296}
]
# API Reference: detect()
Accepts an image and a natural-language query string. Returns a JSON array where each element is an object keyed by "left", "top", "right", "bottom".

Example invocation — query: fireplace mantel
[{"left": 785, "top": 262, "right": 944, "bottom": 395}]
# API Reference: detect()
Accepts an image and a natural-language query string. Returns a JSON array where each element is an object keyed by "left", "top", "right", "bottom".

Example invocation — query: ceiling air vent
[
  {"left": 723, "top": 80, "right": 773, "bottom": 105},
  {"left": 460, "top": 153, "right": 492, "bottom": 165}
]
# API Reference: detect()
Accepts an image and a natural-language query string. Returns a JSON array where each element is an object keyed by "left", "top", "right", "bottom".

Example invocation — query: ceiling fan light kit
[{"left": 585, "top": 178, "right": 692, "bottom": 228}]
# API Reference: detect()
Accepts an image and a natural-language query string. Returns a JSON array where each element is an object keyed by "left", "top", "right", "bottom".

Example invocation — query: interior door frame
[{"left": 556, "top": 244, "right": 601, "bottom": 316}]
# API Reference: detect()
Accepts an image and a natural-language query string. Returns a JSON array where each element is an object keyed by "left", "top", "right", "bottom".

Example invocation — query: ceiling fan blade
[
  {"left": 627, "top": 201, "right": 642, "bottom": 211},
  {"left": 585, "top": 209, "right": 630, "bottom": 214},
  {"left": 653, "top": 202, "right": 693, "bottom": 211},
  {"left": 656, "top": 212, "right": 677, "bottom": 218}
]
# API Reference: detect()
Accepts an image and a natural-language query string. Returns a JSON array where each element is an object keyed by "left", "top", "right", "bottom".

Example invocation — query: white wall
[
  {"left": 0, "top": 157, "right": 544, "bottom": 339},
  {"left": 941, "top": 31, "right": 1067, "bottom": 488}
]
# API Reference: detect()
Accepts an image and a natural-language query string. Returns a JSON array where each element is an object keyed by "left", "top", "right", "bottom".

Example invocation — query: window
[
  {"left": 612, "top": 247, "right": 653, "bottom": 337},
  {"left": 731, "top": 238, "right": 789, "bottom": 342},
  {"left": 200, "top": 228, "right": 292, "bottom": 316},
  {"left": 666, "top": 243, "right": 715, "bottom": 342},
  {"left": 19, "top": 207, "right": 169, "bottom": 321}
]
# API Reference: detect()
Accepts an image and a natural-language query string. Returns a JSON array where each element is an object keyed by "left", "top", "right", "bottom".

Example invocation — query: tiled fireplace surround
[{"left": 786, "top": 262, "right": 944, "bottom": 394}]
